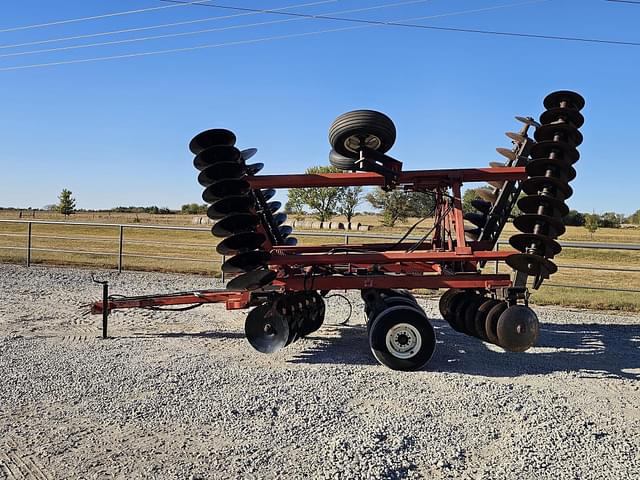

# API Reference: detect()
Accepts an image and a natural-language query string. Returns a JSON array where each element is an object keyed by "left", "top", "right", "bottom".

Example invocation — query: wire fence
[{"left": 1, "top": 219, "right": 639, "bottom": 293}]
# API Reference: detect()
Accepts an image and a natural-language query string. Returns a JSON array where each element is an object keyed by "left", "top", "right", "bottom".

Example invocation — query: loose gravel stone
[{"left": 0, "top": 263, "right": 639, "bottom": 479}]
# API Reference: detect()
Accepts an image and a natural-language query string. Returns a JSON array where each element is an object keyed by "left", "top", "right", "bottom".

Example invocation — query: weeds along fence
[{"left": 0, "top": 219, "right": 639, "bottom": 295}]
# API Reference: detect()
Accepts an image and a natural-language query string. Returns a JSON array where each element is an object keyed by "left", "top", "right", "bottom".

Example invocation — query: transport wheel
[
  {"left": 484, "top": 301, "right": 508, "bottom": 345},
  {"left": 366, "top": 294, "right": 418, "bottom": 332},
  {"left": 496, "top": 305, "right": 540, "bottom": 352},
  {"left": 368, "top": 305, "right": 436, "bottom": 371},
  {"left": 328, "top": 110, "right": 396, "bottom": 159},
  {"left": 329, "top": 149, "right": 357, "bottom": 171}
]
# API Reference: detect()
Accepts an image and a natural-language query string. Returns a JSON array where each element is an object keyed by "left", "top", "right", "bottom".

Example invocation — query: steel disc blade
[
  {"left": 485, "top": 301, "right": 507, "bottom": 345},
  {"left": 245, "top": 303, "right": 289, "bottom": 353},
  {"left": 189, "top": 129, "right": 236, "bottom": 154},
  {"left": 245, "top": 162, "right": 264, "bottom": 176},
  {"left": 471, "top": 199, "right": 492, "bottom": 214},
  {"left": 489, "top": 161, "right": 505, "bottom": 168},
  {"left": 496, "top": 305, "right": 539, "bottom": 352},
  {"left": 198, "top": 162, "right": 245, "bottom": 187},
  {"left": 202, "top": 178, "right": 251, "bottom": 203},
  {"left": 476, "top": 188, "right": 498, "bottom": 203},
  {"left": 474, "top": 299, "right": 500, "bottom": 342},
  {"left": 272, "top": 212, "right": 287, "bottom": 226},
  {"left": 465, "top": 231, "right": 480, "bottom": 241},
  {"left": 241, "top": 148, "right": 258, "bottom": 161},
  {"left": 487, "top": 180, "right": 504, "bottom": 189},
  {"left": 463, "top": 295, "right": 488, "bottom": 338},
  {"left": 194, "top": 145, "right": 242, "bottom": 171},
  {"left": 513, "top": 213, "right": 566, "bottom": 237},
  {"left": 227, "top": 269, "right": 276, "bottom": 291},
  {"left": 515, "top": 116, "right": 541, "bottom": 128},
  {"left": 534, "top": 122, "right": 583, "bottom": 146},
  {"left": 279, "top": 225, "right": 293, "bottom": 239},
  {"left": 509, "top": 233, "right": 562, "bottom": 257},
  {"left": 216, "top": 231, "right": 266, "bottom": 255},
  {"left": 284, "top": 236, "right": 298, "bottom": 246},
  {"left": 496, "top": 147, "right": 516, "bottom": 161},
  {"left": 222, "top": 250, "right": 271, "bottom": 273},
  {"left": 212, "top": 213, "right": 259, "bottom": 238},
  {"left": 543, "top": 90, "right": 585, "bottom": 111},
  {"left": 526, "top": 157, "right": 576, "bottom": 182},
  {"left": 540, "top": 107, "right": 584, "bottom": 128},
  {"left": 261, "top": 189, "right": 276, "bottom": 202},
  {"left": 267, "top": 201, "right": 281, "bottom": 214},
  {"left": 464, "top": 212, "right": 487, "bottom": 228},
  {"left": 207, "top": 195, "right": 254, "bottom": 219},
  {"left": 505, "top": 132, "right": 526, "bottom": 143},
  {"left": 529, "top": 141, "right": 579, "bottom": 164},
  {"left": 521, "top": 176, "right": 573, "bottom": 200},
  {"left": 506, "top": 253, "right": 557, "bottom": 277},
  {"left": 517, "top": 194, "right": 569, "bottom": 217}
]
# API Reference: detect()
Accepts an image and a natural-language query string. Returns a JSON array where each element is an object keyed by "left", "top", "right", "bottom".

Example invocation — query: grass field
[{"left": 1, "top": 210, "right": 639, "bottom": 312}]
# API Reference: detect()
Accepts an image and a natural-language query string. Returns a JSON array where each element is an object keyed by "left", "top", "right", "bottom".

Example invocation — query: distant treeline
[{"left": 563, "top": 209, "right": 640, "bottom": 228}]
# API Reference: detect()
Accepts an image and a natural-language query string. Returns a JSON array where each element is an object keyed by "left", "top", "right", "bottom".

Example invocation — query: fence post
[
  {"left": 495, "top": 242, "right": 499, "bottom": 274},
  {"left": 118, "top": 225, "right": 124, "bottom": 273},
  {"left": 344, "top": 233, "right": 349, "bottom": 245},
  {"left": 221, "top": 255, "right": 225, "bottom": 282},
  {"left": 26, "top": 222, "right": 32, "bottom": 267}
]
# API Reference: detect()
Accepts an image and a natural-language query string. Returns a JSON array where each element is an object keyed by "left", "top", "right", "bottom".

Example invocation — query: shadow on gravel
[
  {"left": 433, "top": 320, "right": 640, "bottom": 379},
  {"left": 128, "top": 330, "right": 245, "bottom": 340},
  {"left": 287, "top": 321, "right": 640, "bottom": 379}
]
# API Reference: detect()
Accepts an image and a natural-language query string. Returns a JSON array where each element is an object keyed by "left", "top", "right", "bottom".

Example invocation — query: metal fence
[{"left": 1, "top": 219, "right": 639, "bottom": 293}]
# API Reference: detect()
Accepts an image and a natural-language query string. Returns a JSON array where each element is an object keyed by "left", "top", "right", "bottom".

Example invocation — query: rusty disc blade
[
  {"left": 489, "top": 161, "right": 506, "bottom": 168},
  {"left": 515, "top": 116, "right": 541, "bottom": 128},
  {"left": 194, "top": 145, "right": 242, "bottom": 171},
  {"left": 227, "top": 269, "right": 276, "bottom": 291},
  {"left": 543, "top": 90, "right": 585, "bottom": 111},
  {"left": 496, "top": 305, "right": 539, "bottom": 352},
  {"left": 189, "top": 128, "right": 236, "bottom": 154},
  {"left": 509, "top": 233, "right": 561, "bottom": 257},
  {"left": 517, "top": 194, "right": 569, "bottom": 217},
  {"left": 471, "top": 199, "right": 492, "bottom": 214},
  {"left": 540, "top": 107, "right": 584, "bottom": 129},
  {"left": 513, "top": 213, "right": 566, "bottom": 237},
  {"left": 476, "top": 188, "right": 498, "bottom": 203},
  {"left": 534, "top": 122, "right": 583, "bottom": 146},
  {"left": 506, "top": 131, "right": 526, "bottom": 143},
  {"left": 244, "top": 303, "right": 288, "bottom": 353},
  {"left": 216, "top": 231, "right": 266, "bottom": 255},
  {"left": 529, "top": 141, "right": 579, "bottom": 164},
  {"left": 506, "top": 253, "right": 557, "bottom": 277},
  {"left": 496, "top": 147, "right": 516, "bottom": 161},
  {"left": 526, "top": 157, "right": 576, "bottom": 182},
  {"left": 521, "top": 176, "right": 573, "bottom": 200}
]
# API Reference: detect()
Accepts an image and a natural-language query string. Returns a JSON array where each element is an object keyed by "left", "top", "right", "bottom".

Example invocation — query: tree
[
  {"left": 563, "top": 210, "right": 585, "bottom": 226},
  {"left": 336, "top": 186, "right": 362, "bottom": 224},
  {"left": 407, "top": 191, "right": 436, "bottom": 217},
  {"left": 584, "top": 213, "right": 598, "bottom": 238},
  {"left": 286, "top": 165, "right": 344, "bottom": 222},
  {"left": 366, "top": 188, "right": 410, "bottom": 227},
  {"left": 599, "top": 212, "right": 622, "bottom": 228},
  {"left": 627, "top": 209, "right": 640, "bottom": 224},
  {"left": 181, "top": 203, "right": 207, "bottom": 214},
  {"left": 57, "top": 189, "right": 76, "bottom": 217},
  {"left": 462, "top": 187, "right": 493, "bottom": 213}
]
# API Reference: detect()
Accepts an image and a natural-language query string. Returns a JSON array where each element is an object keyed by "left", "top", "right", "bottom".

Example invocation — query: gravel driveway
[{"left": 0, "top": 263, "right": 638, "bottom": 479}]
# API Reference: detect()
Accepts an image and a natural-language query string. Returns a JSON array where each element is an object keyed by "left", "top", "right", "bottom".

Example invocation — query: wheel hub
[
  {"left": 344, "top": 134, "right": 381, "bottom": 153},
  {"left": 385, "top": 323, "right": 422, "bottom": 359}
]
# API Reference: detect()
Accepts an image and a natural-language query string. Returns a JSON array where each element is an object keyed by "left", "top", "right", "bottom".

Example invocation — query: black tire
[
  {"left": 328, "top": 110, "right": 396, "bottom": 159},
  {"left": 329, "top": 149, "right": 357, "bottom": 171},
  {"left": 368, "top": 305, "right": 436, "bottom": 371}
]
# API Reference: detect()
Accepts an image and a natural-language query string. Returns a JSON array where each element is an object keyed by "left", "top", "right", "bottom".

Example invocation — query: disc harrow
[{"left": 92, "top": 90, "right": 585, "bottom": 371}]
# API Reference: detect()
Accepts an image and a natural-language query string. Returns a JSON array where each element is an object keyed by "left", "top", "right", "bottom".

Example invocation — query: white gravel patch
[{"left": 0, "top": 263, "right": 639, "bottom": 479}]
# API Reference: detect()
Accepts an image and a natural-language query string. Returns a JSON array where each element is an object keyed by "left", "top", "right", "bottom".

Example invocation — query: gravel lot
[{"left": 0, "top": 263, "right": 639, "bottom": 480}]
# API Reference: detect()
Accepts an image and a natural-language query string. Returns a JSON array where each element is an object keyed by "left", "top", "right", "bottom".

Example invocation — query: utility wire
[
  {"left": 0, "top": 1, "right": 215, "bottom": 34},
  {"left": 0, "top": 0, "right": 432, "bottom": 59},
  {"left": 2, "top": 0, "right": 638, "bottom": 71},
  {"left": 605, "top": 0, "right": 640, "bottom": 4},
  {"left": 0, "top": 0, "right": 338, "bottom": 50}
]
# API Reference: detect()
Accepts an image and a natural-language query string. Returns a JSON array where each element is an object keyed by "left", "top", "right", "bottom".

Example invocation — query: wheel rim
[
  {"left": 385, "top": 323, "right": 422, "bottom": 359},
  {"left": 344, "top": 134, "right": 381, "bottom": 153}
]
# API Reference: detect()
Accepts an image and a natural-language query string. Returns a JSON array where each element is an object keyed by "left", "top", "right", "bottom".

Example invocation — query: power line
[
  {"left": 605, "top": 0, "right": 640, "bottom": 4},
  {"left": 0, "top": 0, "right": 338, "bottom": 50},
  {"left": 0, "top": 1, "right": 214, "bottom": 34}
]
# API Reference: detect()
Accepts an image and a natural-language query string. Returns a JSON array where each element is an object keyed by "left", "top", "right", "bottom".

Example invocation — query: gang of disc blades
[
  {"left": 496, "top": 147, "right": 516, "bottom": 161},
  {"left": 506, "top": 253, "right": 558, "bottom": 277},
  {"left": 244, "top": 303, "right": 289, "bottom": 354},
  {"left": 241, "top": 148, "right": 258, "bottom": 161},
  {"left": 529, "top": 141, "right": 579, "bottom": 164},
  {"left": 517, "top": 194, "right": 569, "bottom": 217},
  {"left": 505, "top": 132, "right": 526, "bottom": 143},
  {"left": 212, "top": 213, "right": 259, "bottom": 238},
  {"left": 543, "top": 90, "right": 585, "bottom": 111},
  {"left": 198, "top": 162, "right": 245, "bottom": 187},
  {"left": 245, "top": 162, "right": 264, "bottom": 176},
  {"left": 540, "top": 107, "right": 585, "bottom": 129},
  {"left": 189, "top": 128, "right": 236, "bottom": 154},
  {"left": 227, "top": 269, "right": 276, "bottom": 291},
  {"left": 216, "top": 231, "right": 266, "bottom": 255},
  {"left": 526, "top": 157, "right": 576, "bottom": 182},
  {"left": 202, "top": 178, "right": 251, "bottom": 203},
  {"left": 513, "top": 213, "right": 566, "bottom": 237},
  {"left": 521, "top": 176, "right": 573, "bottom": 200},
  {"left": 534, "top": 122, "right": 583, "bottom": 146},
  {"left": 207, "top": 195, "right": 254, "bottom": 219},
  {"left": 496, "top": 305, "right": 539, "bottom": 352},
  {"left": 222, "top": 250, "right": 271, "bottom": 273},
  {"left": 509, "top": 233, "right": 562, "bottom": 257}
]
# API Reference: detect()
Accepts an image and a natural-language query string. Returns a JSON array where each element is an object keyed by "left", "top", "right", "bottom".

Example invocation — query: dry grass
[{"left": 1, "top": 210, "right": 639, "bottom": 311}]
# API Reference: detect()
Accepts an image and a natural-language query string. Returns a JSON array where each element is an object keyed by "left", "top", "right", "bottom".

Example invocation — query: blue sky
[{"left": 0, "top": 0, "right": 638, "bottom": 214}]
